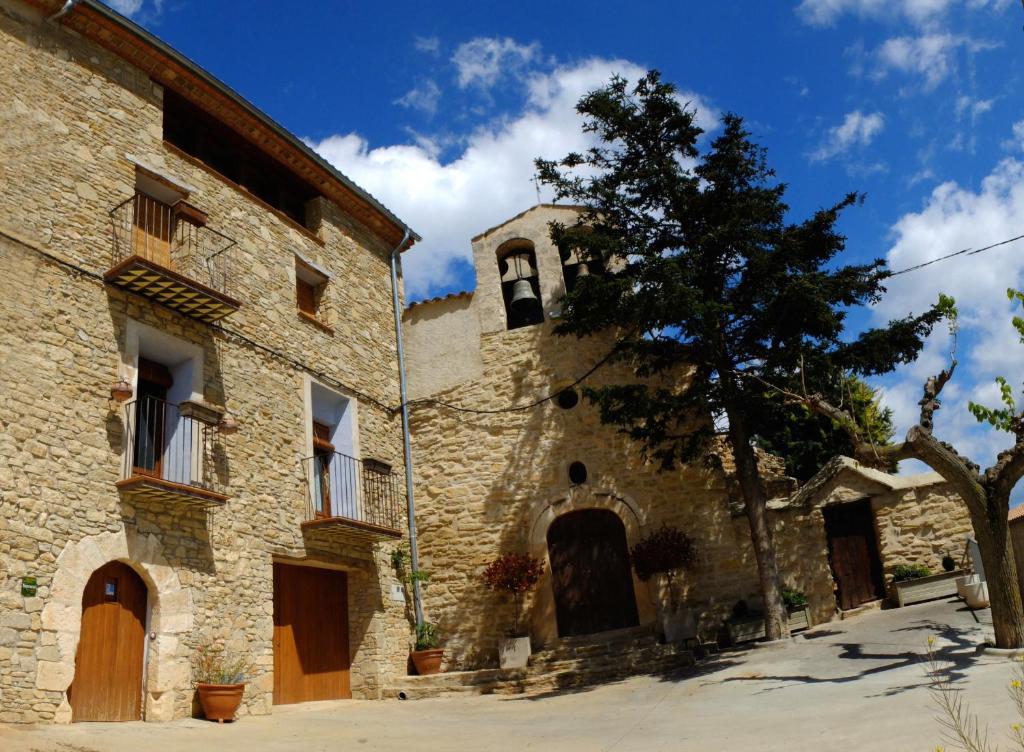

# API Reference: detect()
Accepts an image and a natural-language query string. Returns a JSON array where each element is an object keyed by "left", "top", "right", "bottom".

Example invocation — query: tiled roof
[
  {"left": 1009, "top": 504, "right": 1024, "bottom": 523},
  {"left": 405, "top": 290, "right": 473, "bottom": 311}
]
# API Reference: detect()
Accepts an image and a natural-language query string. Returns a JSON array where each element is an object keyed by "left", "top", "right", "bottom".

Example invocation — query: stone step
[
  {"left": 530, "top": 635, "right": 665, "bottom": 665},
  {"left": 387, "top": 641, "right": 695, "bottom": 700}
]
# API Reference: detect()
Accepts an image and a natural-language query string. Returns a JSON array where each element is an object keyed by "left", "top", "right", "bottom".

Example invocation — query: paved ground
[{"left": 3, "top": 599, "right": 1021, "bottom": 752}]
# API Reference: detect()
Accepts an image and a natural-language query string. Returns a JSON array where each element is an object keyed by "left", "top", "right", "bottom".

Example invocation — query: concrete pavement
[{"left": 2, "top": 599, "right": 1018, "bottom": 751}]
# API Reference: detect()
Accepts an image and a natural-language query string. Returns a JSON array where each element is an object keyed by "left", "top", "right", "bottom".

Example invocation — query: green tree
[
  {"left": 536, "top": 72, "right": 942, "bottom": 640},
  {"left": 752, "top": 375, "right": 895, "bottom": 481}
]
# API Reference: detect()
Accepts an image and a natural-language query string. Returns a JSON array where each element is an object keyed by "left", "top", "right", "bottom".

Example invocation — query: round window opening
[
  {"left": 556, "top": 388, "right": 579, "bottom": 410},
  {"left": 568, "top": 461, "right": 588, "bottom": 485}
]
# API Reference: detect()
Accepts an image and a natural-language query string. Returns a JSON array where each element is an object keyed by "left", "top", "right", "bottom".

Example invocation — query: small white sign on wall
[{"left": 389, "top": 582, "right": 406, "bottom": 603}]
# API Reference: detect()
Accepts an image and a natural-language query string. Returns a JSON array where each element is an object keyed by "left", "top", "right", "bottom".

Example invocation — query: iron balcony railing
[
  {"left": 122, "top": 395, "right": 221, "bottom": 494},
  {"left": 301, "top": 452, "right": 401, "bottom": 531},
  {"left": 110, "top": 193, "right": 237, "bottom": 297}
]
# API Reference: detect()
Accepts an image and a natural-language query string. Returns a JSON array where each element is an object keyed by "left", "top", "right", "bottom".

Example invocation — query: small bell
[
  {"left": 510, "top": 279, "right": 539, "bottom": 310},
  {"left": 575, "top": 262, "right": 591, "bottom": 278}
]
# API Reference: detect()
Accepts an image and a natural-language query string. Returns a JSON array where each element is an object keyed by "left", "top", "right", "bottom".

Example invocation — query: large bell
[
  {"left": 510, "top": 278, "right": 539, "bottom": 309},
  {"left": 575, "top": 261, "right": 591, "bottom": 278}
]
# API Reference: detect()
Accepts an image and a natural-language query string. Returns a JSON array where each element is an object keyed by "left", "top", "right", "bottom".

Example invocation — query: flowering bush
[
  {"left": 482, "top": 553, "right": 544, "bottom": 636},
  {"left": 630, "top": 525, "right": 696, "bottom": 582}
]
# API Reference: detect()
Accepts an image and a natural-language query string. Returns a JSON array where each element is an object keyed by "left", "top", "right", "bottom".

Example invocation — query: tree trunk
[
  {"left": 725, "top": 405, "right": 787, "bottom": 641},
  {"left": 969, "top": 496, "right": 1024, "bottom": 649}
]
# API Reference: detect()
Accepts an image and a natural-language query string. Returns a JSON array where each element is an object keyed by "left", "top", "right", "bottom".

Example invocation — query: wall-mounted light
[
  {"left": 217, "top": 412, "right": 239, "bottom": 436},
  {"left": 109, "top": 379, "right": 133, "bottom": 403}
]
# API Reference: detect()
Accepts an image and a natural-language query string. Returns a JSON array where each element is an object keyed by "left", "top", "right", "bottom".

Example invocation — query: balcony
[
  {"left": 117, "top": 396, "right": 228, "bottom": 508},
  {"left": 300, "top": 452, "right": 403, "bottom": 545},
  {"left": 106, "top": 193, "right": 241, "bottom": 323}
]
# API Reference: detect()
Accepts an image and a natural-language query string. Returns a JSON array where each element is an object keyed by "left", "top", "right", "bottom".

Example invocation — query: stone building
[
  {"left": 402, "top": 204, "right": 975, "bottom": 669},
  {"left": 1, "top": 0, "right": 417, "bottom": 723}
]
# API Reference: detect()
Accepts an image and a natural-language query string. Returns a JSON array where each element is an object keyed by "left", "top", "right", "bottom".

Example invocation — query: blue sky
[{"left": 112, "top": 0, "right": 1024, "bottom": 480}]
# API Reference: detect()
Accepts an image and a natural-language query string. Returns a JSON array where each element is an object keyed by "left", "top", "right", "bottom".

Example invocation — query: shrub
[
  {"left": 781, "top": 586, "right": 808, "bottom": 610},
  {"left": 414, "top": 622, "right": 440, "bottom": 651},
  {"left": 192, "top": 640, "right": 253, "bottom": 685},
  {"left": 893, "top": 563, "right": 932, "bottom": 582},
  {"left": 630, "top": 526, "right": 696, "bottom": 582},
  {"left": 942, "top": 553, "right": 957, "bottom": 572},
  {"left": 482, "top": 553, "right": 545, "bottom": 636}
]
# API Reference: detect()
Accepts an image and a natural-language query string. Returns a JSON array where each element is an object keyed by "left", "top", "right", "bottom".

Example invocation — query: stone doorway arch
[
  {"left": 527, "top": 489, "right": 655, "bottom": 647},
  {"left": 37, "top": 529, "right": 193, "bottom": 723}
]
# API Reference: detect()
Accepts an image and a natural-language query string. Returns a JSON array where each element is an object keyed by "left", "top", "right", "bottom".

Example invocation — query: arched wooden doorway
[
  {"left": 547, "top": 509, "right": 639, "bottom": 637},
  {"left": 70, "top": 562, "right": 148, "bottom": 721}
]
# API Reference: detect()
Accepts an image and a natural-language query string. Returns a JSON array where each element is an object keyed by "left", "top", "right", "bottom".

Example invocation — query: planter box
[
  {"left": 727, "top": 616, "right": 766, "bottom": 645},
  {"left": 498, "top": 636, "right": 531, "bottom": 669},
  {"left": 786, "top": 607, "right": 810, "bottom": 633},
  {"left": 894, "top": 570, "right": 965, "bottom": 607},
  {"left": 661, "top": 609, "right": 697, "bottom": 644}
]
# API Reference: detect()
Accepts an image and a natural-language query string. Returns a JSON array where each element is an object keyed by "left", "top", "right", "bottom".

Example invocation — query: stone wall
[
  {"left": 0, "top": 2, "right": 412, "bottom": 723},
  {"left": 403, "top": 206, "right": 839, "bottom": 666}
]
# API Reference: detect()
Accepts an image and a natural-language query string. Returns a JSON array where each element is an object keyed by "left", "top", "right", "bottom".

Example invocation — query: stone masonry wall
[{"left": 0, "top": 3, "right": 412, "bottom": 723}]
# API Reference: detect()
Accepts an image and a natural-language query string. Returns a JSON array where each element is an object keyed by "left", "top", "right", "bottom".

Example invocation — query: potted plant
[
  {"left": 630, "top": 525, "right": 697, "bottom": 643},
  {"left": 726, "top": 599, "right": 766, "bottom": 644},
  {"left": 782, "top": 586, "right": 811, "bottom": 632},
  {"left": 192, "top": 641, "right": 252, "bottom": 723},
  {"left": 410, "top": 622, "right": 444, "bottom": 675},
  {"left": 482, "top": 553, "right": 545, "bottom": 668},
  {"left": 892, "top": 563, "right": 964, "bottom": 607}
]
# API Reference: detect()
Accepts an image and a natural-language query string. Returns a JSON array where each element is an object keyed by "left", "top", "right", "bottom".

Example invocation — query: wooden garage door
[
  {"left": 273, "top": 563, "right": 351, "bottom": 705},
  {"left": 547, "top": 509, "right": 639, "bottom": 638},
  {"left": 70, "top": 562, "right": 147, "bottom": 722}
]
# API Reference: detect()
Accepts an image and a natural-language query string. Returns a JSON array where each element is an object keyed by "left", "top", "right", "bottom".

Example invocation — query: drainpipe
[
  {"left": 389, "top": 229, "right": 425, "bottom": 627},
  {"left": 48, "top": 0, "right": 80, "bottom": 21}
]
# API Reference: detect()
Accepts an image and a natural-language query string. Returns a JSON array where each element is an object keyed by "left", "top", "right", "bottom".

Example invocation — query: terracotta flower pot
[
  {"left": 196, "top": 682, "right": 245, "bottom": 723},
  {"left": 410, "top": 648, "right": 444, "bottom": 675}
]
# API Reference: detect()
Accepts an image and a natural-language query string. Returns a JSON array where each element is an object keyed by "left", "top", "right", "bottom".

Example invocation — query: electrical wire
[{"left": 888, "top": 232, "right": 1024, "bottom": 277}]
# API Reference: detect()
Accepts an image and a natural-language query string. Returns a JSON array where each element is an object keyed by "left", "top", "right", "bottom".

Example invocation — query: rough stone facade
[
  {"left": 1, "top": 0, "right": 413, "bottom": 723},
  {"left": 403, "top": 205, "right": 976, "bottom": 668}
]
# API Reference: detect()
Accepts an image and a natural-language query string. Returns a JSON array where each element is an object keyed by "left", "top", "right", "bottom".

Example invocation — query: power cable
[{"left": 888, "top": 232, "right": 1024, "bottom": 277}]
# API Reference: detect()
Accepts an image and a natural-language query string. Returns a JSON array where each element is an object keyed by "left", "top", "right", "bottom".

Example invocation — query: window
[
  {"left": 308, "top": 383, "right": 358, "bottom": 519},
  {"left": 163, "top": 90, "right": 321, "bottom": 229},
  {"left": 556, "top": 388, "right": 579, "bottom": 410},
  {"left": 295, "top": 257, "right": 330, "bottom": 330},
  {"left": 497, "top": 239, "right": 543, "bottom": 330}
]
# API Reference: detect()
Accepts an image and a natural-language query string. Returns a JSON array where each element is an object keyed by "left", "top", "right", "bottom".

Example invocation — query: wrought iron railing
[
  {"left": 301, "top": 452, "right": 401, "bottom": 531},
  {"left": 109, "top": 193, "right": 237, "bottom": 297},
  {"left": 122, "top": 395, "right": 221, "bottom": 493}
]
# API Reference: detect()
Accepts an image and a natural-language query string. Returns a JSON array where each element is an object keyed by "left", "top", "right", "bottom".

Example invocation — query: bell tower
[{"left": 497, "top": 241, "right": 544, "bottom": 330}]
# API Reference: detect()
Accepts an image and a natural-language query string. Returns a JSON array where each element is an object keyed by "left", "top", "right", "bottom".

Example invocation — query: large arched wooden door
[
  {"left": 70, "top": 562, "right": 148, "bottom": 721},
  {"left": 547, "top": 509, "right": 639, "bottom": 638}
]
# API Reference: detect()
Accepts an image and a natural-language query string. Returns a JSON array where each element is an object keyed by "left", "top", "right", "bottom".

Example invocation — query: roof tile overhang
[{"left": 27, "top": 0, "right": 418, "bottom": 250}]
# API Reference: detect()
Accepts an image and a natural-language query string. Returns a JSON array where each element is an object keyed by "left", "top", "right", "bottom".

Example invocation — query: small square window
[
  {"left": 104, "top": 579, "right": 118, "bottom": 601},
  {"left": 295, "top": 256, "right": 331, "bottom": 332}
]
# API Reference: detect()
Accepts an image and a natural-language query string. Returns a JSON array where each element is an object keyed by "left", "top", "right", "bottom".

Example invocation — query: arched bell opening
[
  {"left": 69, "top": 561, "right": 149, "bottom": 722},
  {"left": 496, "top": 239, "right": 544, "bottom": 330}
]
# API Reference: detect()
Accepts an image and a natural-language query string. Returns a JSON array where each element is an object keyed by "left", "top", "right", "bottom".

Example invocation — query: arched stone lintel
[
  {"left": 526, "top": 488, "right": 655, "bottom": 647},
  {"left": 37, "top": 529, "right": 192, "bottom": 723}
]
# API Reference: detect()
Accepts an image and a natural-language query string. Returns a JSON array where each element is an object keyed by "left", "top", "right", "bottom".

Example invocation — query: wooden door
[
  {"left": 132, "top": 193, "right": 174, "bottom": 269},
  {"left": 273, "top": 563, "right": 351, "bottom": 705},
  {"left": 312, "top": 422, "right": 334, "bottom": 518},
  {"left": 70, "top": 562, "right": 147, "bottom": 722},
  {"left": 824, "top": 500, "right": 885, "bottom": 611},
  {"left": 547, "top": 509, "right": 639, "bottom": 638},
  {"left": 132, "top": 359, "right": 171, "bottom": 479}
]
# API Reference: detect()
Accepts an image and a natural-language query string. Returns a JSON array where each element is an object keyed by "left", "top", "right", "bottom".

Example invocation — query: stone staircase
[{"left": 387, "top": 626, "right": 696, "bottom": 700}]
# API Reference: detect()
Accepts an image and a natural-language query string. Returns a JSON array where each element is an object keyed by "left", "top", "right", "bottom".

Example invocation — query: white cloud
[
  {"left": 102, "top": 0, "right": 163, "bottom": 17},
  {"left": 1002, "top": 120, "right": 1024, "bottom": 151},
  {"left": 956, "top": 95, "right": 995, "bottom": 119},
  {"left": 451, "top": 37, "right": 541, "bottom": 90},
  {"left": 104, "top": 0, "right": 144, "bottom": 15},
  {"left": 797, "top": 0, "right": 1010, "bottom": 27},
  {"left": 395, "top": 80, "right": 442, "bottom": 116},
  {"left": 873, "top": 157, "right": 1024, "bottom": 471},
  {"left": 811, "top": 110, "right": 885, "bottom": 161},
  {"left": 309, "top": 59, "right": 715, "bottom": 299},
  {"left": 414, "top": 36, "right": 441, "bottom": 56},
  {"left": 872, "top": 34, "right": 997, "bottom": 90}
]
